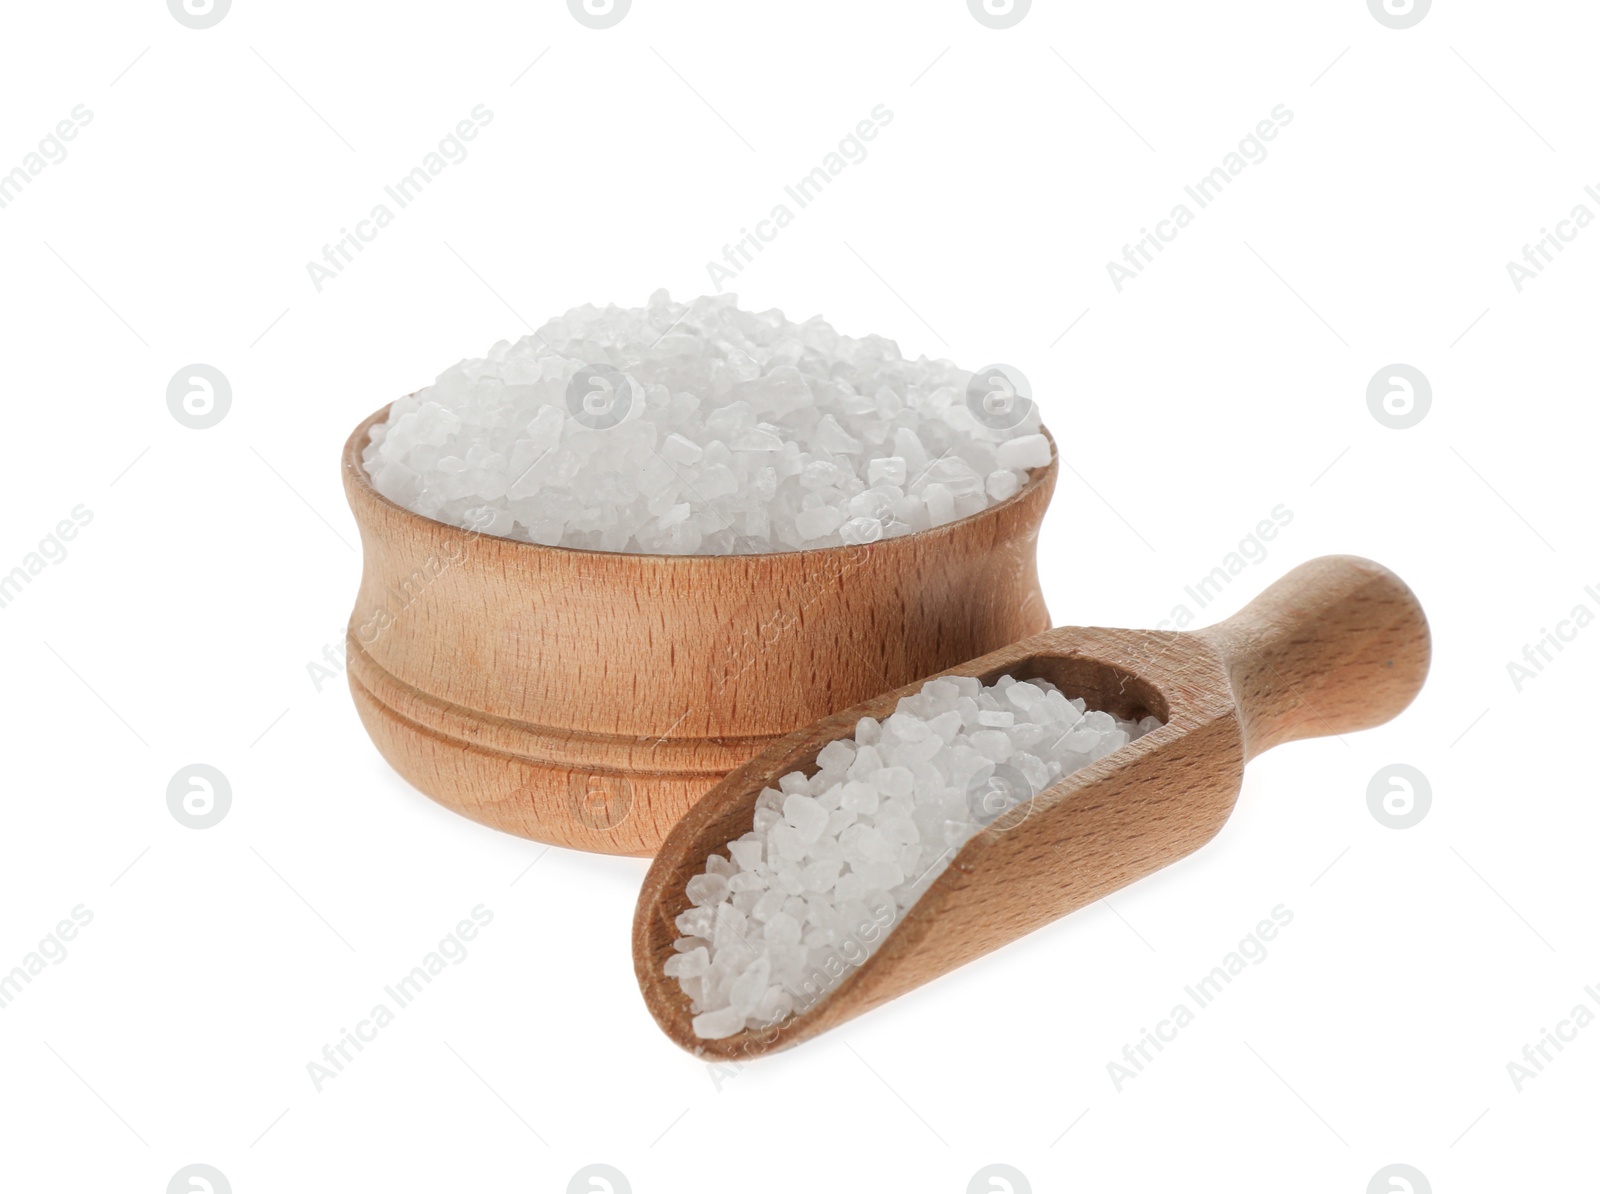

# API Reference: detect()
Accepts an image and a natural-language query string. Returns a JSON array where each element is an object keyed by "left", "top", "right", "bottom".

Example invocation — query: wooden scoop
[{"left": 632, "top": 555, "right": 1430, "bottom": 1059}]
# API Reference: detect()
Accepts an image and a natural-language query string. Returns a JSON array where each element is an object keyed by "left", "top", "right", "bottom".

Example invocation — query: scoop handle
[{"left": 1195, "top": 555, "right": 1430, "bottom": 760}]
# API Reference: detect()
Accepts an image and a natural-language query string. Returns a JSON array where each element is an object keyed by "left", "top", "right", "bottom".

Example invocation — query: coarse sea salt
[
  {"left": 362, "top": 291, "right": 1049, "bottom": 554},
  {"left": 666, "top": 673, "right": 1162, "bottom": 1038}
]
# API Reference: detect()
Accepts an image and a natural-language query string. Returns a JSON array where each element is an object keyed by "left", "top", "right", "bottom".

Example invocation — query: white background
[{"left": 1, "top": 1, "right": 1594, "bottom": 1191}]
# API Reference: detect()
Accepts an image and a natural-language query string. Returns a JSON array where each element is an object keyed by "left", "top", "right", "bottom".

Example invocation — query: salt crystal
[
  {"left": 868, "top": 456, "right": 907, "bottom": 487},
  {"left": 729, "top": 958, "right": 771, "bottom": 1015},
  {"left": 675, "top": 907, "right": 713, "bottom": 937},
  {"left": 996, "top": 434, "right": 1052, "bottom": 471},
  {"left": 816, "top": 414, "right": 863, "bottom": 454},
  {"left": 833, "top": 873, "right": 867, "bottom": 903},
  {"left": 819, "top": 739, "right": 857, "bottom": 768},
  {"left": 870, "top": 767, "right": 914, "bottom": 799},
  {"left": 660, "top": 432, "right": 703, "bottom": 465},
  {"left": 755, "top": 986, "right": 794, "bottom": 1023},
  {"left": 801, "top": 859, "right": 842, "bottom": 892},
  {"left": 525, "top": 405, "right": 564, "bottom": 451},
  {"left": 770, "top": 822, "right": 808, "bottom": 861},
  {"left": 752, "top": 889, "right": 785, "bottom": 922},
  {"left": 663, "top": 946, "right": 709, "bottom": 978},
  {"left": 986, "top": 469, "right": 1021, "bottom": 501},
  {"left": 923, "top": 483, "right": 957, "bottom": 527},
  {"left": 971, "top": 730, "right": 1013, "bottom": 761},
  {"left": 691, "top": 1005, "right": 746, "bottom": 1039},
  {"left": 795, "top": 504, "right": 845, "bottom": 542},
  {"left": 686, "top": 873, "right": 729, "bottom": 907},
  {"left": 893, "top": 427, "right": 928, "bottom": 478},
  {"left": 1057, "top": 728, "right": 1099, "bottom": 753},
  {"left": 730, "top": 427, "right": 783, "bottom": 452},
  {"left": 1006, "top": 682, "right": 1045, "bottom": 710},
  {"left": 839, "top": 516, "right": 884, "bottom": 545},
  {"left": 783, "top": 794, "right": 829, "bottom": 844},
  {"left": 840, "top": 781, "right": 880, "bottom": 815}
]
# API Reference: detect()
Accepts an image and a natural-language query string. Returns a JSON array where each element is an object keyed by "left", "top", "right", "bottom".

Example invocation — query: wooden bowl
[{"left": 342, "top": 404, "right": 1058, "bottom": 856}]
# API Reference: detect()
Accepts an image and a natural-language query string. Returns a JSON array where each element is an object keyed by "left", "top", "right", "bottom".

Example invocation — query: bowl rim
[{"left": 343, "top": 401, "right": 1057, "bottom": 565}]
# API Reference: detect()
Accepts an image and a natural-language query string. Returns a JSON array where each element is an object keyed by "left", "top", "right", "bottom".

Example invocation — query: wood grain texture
[
  {"left": 632, "top": 554, "right": 1431, "bottom": 1059},
  {"left": 342, "top": 404, "right": 1059, "bottom": 856}
]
